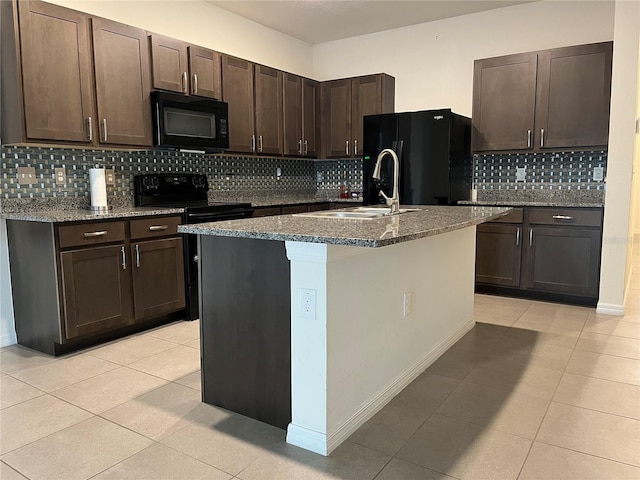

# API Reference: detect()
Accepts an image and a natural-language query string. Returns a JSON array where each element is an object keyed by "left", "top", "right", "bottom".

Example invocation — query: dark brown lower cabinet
[
  {"left": 131, "top": 237, "right": 185, "bottom": 320},
  {"left": 7, "top": 216, "right": 186, "bottom": 355},
  {"left": 475, "top": 207, "right": 603, "bottom": 304},
  {"left": 61, "top": 244, "right": 133, "bottom": 340}
]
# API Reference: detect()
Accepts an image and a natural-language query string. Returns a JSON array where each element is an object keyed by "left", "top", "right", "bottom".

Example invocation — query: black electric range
[{"left": 134, "top": 173, "right": 253, "bottom": 320}]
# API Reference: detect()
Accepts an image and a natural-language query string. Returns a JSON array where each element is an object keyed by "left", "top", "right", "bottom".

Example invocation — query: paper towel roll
[{"left": 89, "top": 168, "right": 107, "bottom": 208}]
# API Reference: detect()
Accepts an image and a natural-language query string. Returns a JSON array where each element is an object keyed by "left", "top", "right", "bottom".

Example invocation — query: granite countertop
[
  {"left": 460, "top": 189, "right": 605, "bottom": 208},
  {"left": 178, "top": 205, "right": 512, "bottom": 248},
  {"left": 0, "top": 207, "right": 185, "bottom": 223},
  {"left": 459, "top": 200, "right": 604, "bottom": 208}
]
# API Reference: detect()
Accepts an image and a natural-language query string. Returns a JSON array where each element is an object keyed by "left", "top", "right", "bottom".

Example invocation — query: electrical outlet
[
  {"left": 54, "top": 168, "right": 66, "bottom": 185},
  {"left": 516, "top": 166, "right": 526, "bottom": 182},
  {"left": 105, "top": 169, "right": 116, "bottom": 185},
  {"left": 593, "top": 166, "right": 604, "bottom": 182},
  {"left": 403, "top": 292, "right": 413, "bottom": 316},
  {"left": 17, "top": 167, "right": 36, "bottom": 185},
  {"left": 300, "top": 288, "right": 316, "bottom": 320}
]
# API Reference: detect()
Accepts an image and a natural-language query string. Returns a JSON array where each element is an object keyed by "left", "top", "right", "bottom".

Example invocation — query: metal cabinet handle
[
  {"left": 298, "top": 139, "right": 302, "bottom": 156},
  {"left": 552, "top": 215, "right": 574, "bottom": 221},
  {"left": 87, "top": 117, "right": 93, "bottom": 141},
  {"left": 258, "top": 135, "right": 263, "bottom": 153},
  {"left": 121, "top": 246, "right": 126, "bottom": 270},
  {"left": 529, "top": 228, "right": 533, "bottom": 247},
  {"left": 304, "top": 140, "right": 308, "bottom": 155},
  {"left": 83, "top": 230, "right": 107, "bottom": 238},
  {"left": 135, "top": 244, "right": 140, "bottom": 268},
  {"left": 540, "top": 128, "right": 545, "bottom": 148},
  {"left": 148, "top": 225, "right": 168, "bottom": 231},
  {"left": 102, "top": 119, "right": 108, "bottom": 142},
  {"left": 346, "top": 140, "right": 349, "bottom": 156},
  {"left": 516, "top": 227, "right": 521, "bottom": 246},
  {"left": 192, "top": 73, "right": 198, "bottom": 94},
  {"left": 354, "top": 139, "right": 358, "bottom": 156},
  {"left": 181, "top": 72, "right": 188, "bottom": 94},
  {"left": 527, "top": 129, "right": 531, "bottom": 148},
  {"left": 251, "top": 135, "right": 256, "bottom": 152}
]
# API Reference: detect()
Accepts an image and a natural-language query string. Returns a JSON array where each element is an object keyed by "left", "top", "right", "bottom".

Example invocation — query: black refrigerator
[{"left": 362, "top": 109, "right": 472, "bottom": 205}]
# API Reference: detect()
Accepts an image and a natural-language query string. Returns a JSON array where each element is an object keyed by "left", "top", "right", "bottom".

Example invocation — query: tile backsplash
[{"left": 473, "top": 150, "right": 607, "bottom": 191}]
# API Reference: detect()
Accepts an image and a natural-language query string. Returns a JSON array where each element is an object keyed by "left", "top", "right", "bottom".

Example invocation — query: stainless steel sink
[{"left": 294, "top": 207, "right": 422, "bottom": 220}]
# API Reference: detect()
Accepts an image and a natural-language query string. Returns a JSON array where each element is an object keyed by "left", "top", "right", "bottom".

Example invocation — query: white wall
[
  {"left": 313, "top": 1, "right": 615, "bottom": 114},
  {"left": 599, "top": 0, "right": 640, "bottom": 312},
  {"left": 48, "top": 0, "right": 314, "bottom": 77},
  {"left": 0, "top": 220, "right": 17, "bottom": 347}
]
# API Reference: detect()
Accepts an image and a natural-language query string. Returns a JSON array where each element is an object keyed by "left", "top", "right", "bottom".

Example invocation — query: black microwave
[{"left": 152, "top": 91, "right": 229, "bottom": 152}]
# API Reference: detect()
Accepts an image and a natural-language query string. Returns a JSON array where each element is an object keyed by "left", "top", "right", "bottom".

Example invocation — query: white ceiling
[{"left": 207, "top": 1, "right": 535, "bottom": 44}]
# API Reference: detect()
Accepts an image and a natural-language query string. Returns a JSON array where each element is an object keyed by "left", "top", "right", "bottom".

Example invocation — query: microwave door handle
[{"left": 155, "top": 103, "right": 161, "bottom": 144}]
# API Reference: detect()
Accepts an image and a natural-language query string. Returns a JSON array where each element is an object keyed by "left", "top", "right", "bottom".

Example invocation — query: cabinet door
[
  {"left": 92, "top": 18, "right": 153, "bottom": 146},
  {"left": 255, "top": 65, "right": 283, "bottom": 155},
  {"left": 475, "top": 224, "right": 522, "bottom": 287},
  {"left": 302, "top": 78, "right": 320, "bottom": 157},
  {"left": 131, "top": 238, "right": 185, "bottom": 320},
  {"left": 523, "top": 226, "right": 601, "bottom": 297},
  {"left": 188, "top": 45, "right": 221, "bottom": 99},
  {"left": 472, "top": 53, "right": 537, "bottom": 152},
  {"left": 149, "top": 34, "right": 188, "bottom": 94},
  {"left": 283, "top": 73, "right": 302, "bottom": 156},
  {"left": 535, "top": 42, "right": 612, "bottom": 149},
  {"left": 222, "top": 55, "right": 255, "bottom": 153},
  {"left": 351, "top": 75, "right": 388, "bottom": 157},
  {"left": 323, "top": 79, "right": 352, "bottom": 157},
  {"left": 60, "top": 245, "right": 133, "bottom": 340},
  {"left": 18, "top": 1, "right": 94, "bottom": 143}
]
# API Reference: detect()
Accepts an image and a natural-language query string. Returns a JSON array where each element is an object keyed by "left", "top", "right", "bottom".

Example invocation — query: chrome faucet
[{"left": 372, "top": 148, "right": 400, "bottom": 214}]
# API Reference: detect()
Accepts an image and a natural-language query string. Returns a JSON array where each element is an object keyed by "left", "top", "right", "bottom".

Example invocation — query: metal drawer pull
[
  {"left": 83, "top": 230, "right": 107, "bottom": 238},
  {"left": 527, "top": 129, "right": 531, "bottom": 148},
  {"left": 516, "top": 227, "right": 521, "bottom": 246},
  {"left": 121, "top": 246, "right": 126, "bottom": 270},
  {"left": 87, "top": 117, "right": 93, "bottom": 141},
  {"left": 529, "top": 228, "right": 533, "bottom": 247},
  {"left": 148, "top": 225, "right": 168, "bottom": 231},
  {"left": 135, "top": 244, "right": 140, "bottom": 268},
  {"left": 552, "top": 215, "right": 574, "bottom": 221}
]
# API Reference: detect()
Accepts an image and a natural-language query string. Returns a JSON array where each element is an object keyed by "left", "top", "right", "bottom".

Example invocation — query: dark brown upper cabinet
[
  {"left": 283, "top": 74, "right": 320, "bottom": 157},
  {"left": 472, "top": 42, "right": 612, "bottom": 153},
  {"left": 222, "top": 55, "right": 283, "bottom": 155},
  {"left": 8, "top": 1, "right": 94, "bottom": 144},
  {"left": 2, "top": 1, "right": 152, "bottom": 147},
  {"left": 92, "top": 18, "right": 153, "bottom": 147},
  {"left": 149, "top": 34, "right": 221, "bottom": 99},
  {"left": 322, "top": 74, "right": 395, "bottom": 158}
]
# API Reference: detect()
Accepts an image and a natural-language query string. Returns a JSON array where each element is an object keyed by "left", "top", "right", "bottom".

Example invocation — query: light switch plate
[
  {"left": 17, "top": 167, "right": 36, "bottom": 185},
  {"left": 516, "top": 166, "right": 526, "bottom": 182},
  {"left": 593, "top": 166, "right": 604, "bottom": 182},
  {"left": 54, "top": 168, "right": 66, "bottom": 185},
  {"left": 105, "top": 169, "right": 115, "bottom": 186}
]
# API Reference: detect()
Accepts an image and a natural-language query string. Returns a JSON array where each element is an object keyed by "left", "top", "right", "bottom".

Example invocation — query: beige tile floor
[{"left": 1, "top": 239, "right": 639, "bottom": 479}]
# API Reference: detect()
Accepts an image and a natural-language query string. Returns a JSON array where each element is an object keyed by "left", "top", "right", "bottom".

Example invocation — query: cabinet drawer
[
  {"left": 488, "top": 208, "right": 523, "bottom": 224},
  {"left": 130, "top": 216, "right": 182, "bottom": 240},
  {"left": 528, "top": 208, "right": 602, "bottom": 227},
  {"left": 58, "top": 221, "right": 126, "bottom": 248}
]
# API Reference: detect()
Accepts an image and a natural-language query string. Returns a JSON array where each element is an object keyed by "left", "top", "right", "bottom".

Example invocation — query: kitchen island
[{"left": 179, "top": 205, "right": 510, "bottom": 455}]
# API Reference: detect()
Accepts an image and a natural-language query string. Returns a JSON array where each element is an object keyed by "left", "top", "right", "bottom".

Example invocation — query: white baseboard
[
  {"left": 0, "top": 331, "right": 17, "bottom": 348},
  {"left": 286, "top": 423, "right": 328, "bottom": 456},
  {"left": 286, "top": 317, "right": 475, "bottom": 456},
  {"left": 596, "top": 302, "right": 625, "bottom": 316}
]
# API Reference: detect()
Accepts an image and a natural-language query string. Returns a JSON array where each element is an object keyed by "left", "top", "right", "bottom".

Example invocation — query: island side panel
[
  {"left": 198, "top": 235, "right": 291, "bottom": 430},
  {"left": 286, "top": 226, "right": 477, "bottom": 455}
]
